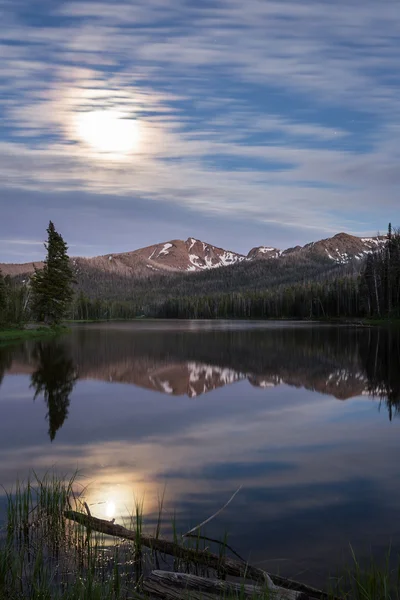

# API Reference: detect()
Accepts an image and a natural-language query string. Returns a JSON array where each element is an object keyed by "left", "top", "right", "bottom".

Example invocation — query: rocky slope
[
  {"left": 0, "top": 261, "right": 44, "bottom": 277},
  {"left": 1, "top": 238, "right": 246, "bottom": 279},
  {"left": 0, "top": 232, "right": 386, "bottom": 280},
  {"left": 249, "top": 232, "right": 386, "bottom": 263}
]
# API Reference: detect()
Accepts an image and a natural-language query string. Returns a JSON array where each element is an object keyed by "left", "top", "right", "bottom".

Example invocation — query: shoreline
[
  {"left": 1, "top": 316, "right": 398, "bottom": 345},
  {"left": 66, "top": 316, "right": 400, "bottom": 326},
  {"left": 0, "top": 325, "right": 68, "bottom": 345}
]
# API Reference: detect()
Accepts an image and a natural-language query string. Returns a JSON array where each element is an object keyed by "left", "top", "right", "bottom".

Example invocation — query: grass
[
  {"left": 363, "top": 318, "right": 400, "bottom": 327},
  {"left": 0, "top": 325, "right": 68, "bottom": 346},
  {"left": 65, "top": 317, "right": 145, "bottom": 324},
  {"left": 1, "top": 476, "right": 400, "bottom": 600},
  {"left": 0, "top": 473, "right": 136, "bottom": 599}
]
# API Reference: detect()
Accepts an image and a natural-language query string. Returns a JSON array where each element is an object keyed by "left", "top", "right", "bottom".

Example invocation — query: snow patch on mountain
[{"left": 159, "top": 243, "right": 173, "bottom": 256}]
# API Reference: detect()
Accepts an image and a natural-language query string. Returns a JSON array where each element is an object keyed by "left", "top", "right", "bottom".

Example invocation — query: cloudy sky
[{"left": 1, "top": 0, "right": 399, "bottom": 262}]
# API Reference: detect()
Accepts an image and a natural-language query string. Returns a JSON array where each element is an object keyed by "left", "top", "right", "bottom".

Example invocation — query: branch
[
  {"left": 64, "top": 510, "right": 333, "bottom": 600},
  {"left": 182, "top": 486, "right": 242, "bottom": 538}
]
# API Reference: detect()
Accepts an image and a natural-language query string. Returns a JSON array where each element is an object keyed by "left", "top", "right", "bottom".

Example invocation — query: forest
[
  {"left": 68, "top": 225, "right": 400, "bottom": 321},
  {"left": 1, "top": 225, "right": 400, "bottom": 325}
]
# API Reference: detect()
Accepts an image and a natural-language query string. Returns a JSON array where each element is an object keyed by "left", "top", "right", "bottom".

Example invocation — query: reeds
[
  {"left": 0, "top": 472, "right": 133, "bottom": 599},
  {"left": 327, "top": 546, "right": 400, "bottom": 600},
  {"left": 1, "top": 474, "right": 400, "bottom": 600}
]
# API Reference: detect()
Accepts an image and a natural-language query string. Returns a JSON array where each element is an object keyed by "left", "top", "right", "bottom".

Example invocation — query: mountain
[
  {"left": 0, "top": 261, "right": 44, "bottom": 277},
  {"left": 6, "top": 356, "right": 367, "bottom": 400},
  {"left": 0, "top": 232, "right": 386, "bottom": 281},
  {"left": 249, "top": 232, "right": 386, "bottom": 264},
  {"left": 1, "top": 238, "right": 246, "bottom": 279},
  {"left": 100, "top": 237, "right": 247, "bottom": 274},
  {"left": 247, "top": 246, "right": 281, "bottom": 260}
]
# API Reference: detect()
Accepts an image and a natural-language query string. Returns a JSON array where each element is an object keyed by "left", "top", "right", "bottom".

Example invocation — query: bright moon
[
  {"left": 75, "top": 110, "right": 139, "bottom": 155},
  {"left": 105, "top": 500, "right": 116, "bottom": 518}
]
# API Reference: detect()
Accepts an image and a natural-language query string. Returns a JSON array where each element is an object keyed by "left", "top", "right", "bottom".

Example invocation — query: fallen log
[
  {"left": 64, "top": 510, "right": 332, "bottom": 600},
  {"left": 143, "top": 570, "right": 308, "bottom": 600}
]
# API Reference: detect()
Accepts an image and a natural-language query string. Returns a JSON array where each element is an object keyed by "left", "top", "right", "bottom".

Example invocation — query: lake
[{"left": 1, "top": 320, "right": 400, "bottom": 588}]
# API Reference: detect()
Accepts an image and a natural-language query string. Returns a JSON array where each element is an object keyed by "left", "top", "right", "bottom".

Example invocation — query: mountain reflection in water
[
  {"left": 1, "top": 321, "right": 400, "bottom": 588},
  {"left": 2, "top": 324, "right": 399, "bottom": 430}
]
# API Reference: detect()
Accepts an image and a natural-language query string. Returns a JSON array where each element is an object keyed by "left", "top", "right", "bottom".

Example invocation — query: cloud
[
  {"left": 0, "top": 239, "right": 44, "bottom": 245},
  {"left": 0, "top": 0, "right": 399, "bottom": 250}
]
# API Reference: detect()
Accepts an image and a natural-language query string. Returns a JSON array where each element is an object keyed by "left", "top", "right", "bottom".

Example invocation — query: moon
[
  {"left": 75, "top": 110, "right": 140, "bottom": 156},
  {"left": 105, "top": 500, "right": 116, "bottom": 518}
]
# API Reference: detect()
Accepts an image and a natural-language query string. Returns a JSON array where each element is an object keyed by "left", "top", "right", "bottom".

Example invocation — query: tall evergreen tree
[
  {"left": 30, "top": 222, "right": 74, "bottom": 325},
  {"left": 0, "top": 270, "right": 6, "bottom": 324}
]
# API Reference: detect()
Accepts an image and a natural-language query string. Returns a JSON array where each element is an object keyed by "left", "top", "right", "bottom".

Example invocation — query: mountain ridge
[{"left": 0, "top": 232, "right": 387, "bottom": 280}]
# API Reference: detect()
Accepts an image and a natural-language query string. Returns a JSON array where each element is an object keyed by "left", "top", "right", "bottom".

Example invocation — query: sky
[{"left": 0, "top": 0, "right": 399, "bottom": 262}]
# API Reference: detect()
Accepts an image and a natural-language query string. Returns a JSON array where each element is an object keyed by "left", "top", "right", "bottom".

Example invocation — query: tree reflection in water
[
  {"left": 0, "top": 346, "right": 12, "bottom": 387},
  {"left": 30, "top": 342, "right": 78, "bottom": 441},
  {"left": 360, "top": 328, "right": 400, "bottom": 421}
]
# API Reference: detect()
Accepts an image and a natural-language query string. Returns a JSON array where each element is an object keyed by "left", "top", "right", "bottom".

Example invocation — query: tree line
[
  {"left": 147, "top": 224, "right": 400, "bottom": 320},
  {"left": 1, "top": 222, "right": 399, "bottom": 326}
]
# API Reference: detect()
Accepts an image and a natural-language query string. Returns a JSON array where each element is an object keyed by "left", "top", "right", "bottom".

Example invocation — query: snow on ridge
[
  {"left": 159, "top": 380, "right": 173, "bottom": 394},
  {"left": 188, "top": 251, "right": 243, "bottom": 271},
  {"left": 249, "top": 247, "right": 281, "bottom": 259},
  {"left": 259, "top": 247, "right": 277, "bottom": 253},
  {"left": 361, "top": 237, "right": 385, "bottom": 245},
  {"left": 187, "top": 361, "right": 245, "bottom": 385},
  {"left": 158, "top": 243, "right": 173, "bottom": 256},
  {"left": 219, "top": 251, "right": 245, "bottom": 266},
  {"left": 188, "top": 238, "right": 197, "bottom": 251},
  {"left": 322, "top": 237, "right": 387, "bottom": 264},
  {"left": 189, "top": 253, "right": 204, "bottom": 269},
  {"left": 257, "top": 380, "right": 278, "bottom": 388}
]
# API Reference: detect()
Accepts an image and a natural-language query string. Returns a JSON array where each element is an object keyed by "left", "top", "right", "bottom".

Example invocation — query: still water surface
[{"left": 1, "top": 321, "right": 400, "bottom": 586}]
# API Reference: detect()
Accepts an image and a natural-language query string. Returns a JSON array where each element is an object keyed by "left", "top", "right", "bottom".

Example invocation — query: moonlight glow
[
  {"left": 105, "top": 500, "right": 116, "bottom": 519},
  {"left": 75, "top": 110, "right": 139, "bottom": 155}
]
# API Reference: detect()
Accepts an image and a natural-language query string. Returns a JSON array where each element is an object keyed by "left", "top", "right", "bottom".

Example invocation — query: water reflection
[
  {"left": 30, "top": 342, "right": 78, "bottom": 441},
  {"left": 359, "top": 329, "right": 400, "bottom": 420},
  {"left": 0, "top": 346, "right": 12, "bottom": 386},
  {"left": 2, "top": 324, "right": 400, "bottom": 420},
  {"left": 1, "top": 322, "right": 400, "bottom": 586}
]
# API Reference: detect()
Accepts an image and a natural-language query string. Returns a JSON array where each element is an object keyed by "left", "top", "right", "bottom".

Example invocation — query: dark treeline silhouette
[
  {"left": 69, "top": 226, "right": 400, "bottom": 321},
  {"left": 359, "top": 327, "right": 400, "bottom": 420},
  {"left": 30, "top": 342, "right": 78, "bottom": 441},
  {"left": 0, "top": 346, "right": 12, "bottom": 386},
  {"left": 0, "top": 272, "right": 30, "bottom": 326},
  {"left": 361, "top": 224, "right": 400, "bottom": 318},
  {"left": 72, "top": 248, "right": 354, "bottom": 302},
  {"left": 69, "top": 255, "right": 362, "bottom": 320}
]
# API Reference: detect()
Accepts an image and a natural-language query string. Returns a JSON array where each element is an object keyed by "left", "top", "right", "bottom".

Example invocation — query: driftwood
[
  {"left": 64, "top": 510, "right": 330, "bottom": 600},
  {"left": 143, "top": 570, "right": 308, "bottom": 600}
]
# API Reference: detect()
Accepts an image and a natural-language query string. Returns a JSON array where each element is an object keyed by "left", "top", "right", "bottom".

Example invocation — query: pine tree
[
  {"left": 30, "top": 222, "right": 74, "bottom": 325},
  {"left": 386, "top": 222, "right": 392, "bottom": 315},
  {"left": 0, "top": 270, "right": 6, "bottom": 324}
]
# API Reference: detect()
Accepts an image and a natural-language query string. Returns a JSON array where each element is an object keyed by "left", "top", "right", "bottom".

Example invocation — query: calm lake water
[{"left": 1, "top": 321, "right": 400, "bottom": 586}]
